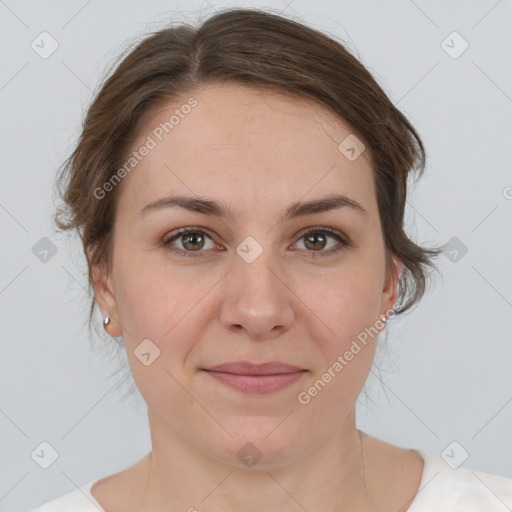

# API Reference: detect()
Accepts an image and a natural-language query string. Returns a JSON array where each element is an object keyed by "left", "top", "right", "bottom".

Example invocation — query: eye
[
  {"left": 162, "top": 226, "right": 350, "bottom": 258},
  {"left": 292, "top": 227, "right": 349, "bottom": 258},
  {"left": 162, "top": 227, "right": 218, "bottom": 257}
]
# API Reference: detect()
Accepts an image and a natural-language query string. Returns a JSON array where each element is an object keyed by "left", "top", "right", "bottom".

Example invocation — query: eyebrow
[{"left": 139, "top": 193, "right": 367, "bottom": 222}]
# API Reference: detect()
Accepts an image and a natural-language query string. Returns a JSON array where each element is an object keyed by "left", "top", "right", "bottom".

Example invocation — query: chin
[{"left": 205, "top": 422, "right": 305, "bottom": 470}]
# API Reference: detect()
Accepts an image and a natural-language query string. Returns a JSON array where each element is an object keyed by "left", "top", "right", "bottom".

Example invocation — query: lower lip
[{"left": 202, "top": 370, "right": 306, "bottom": 394}]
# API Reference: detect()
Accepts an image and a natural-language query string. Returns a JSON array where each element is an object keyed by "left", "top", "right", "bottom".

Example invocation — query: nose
[{"left": 219, "top": 244, "right": 295, "bottom": 341}]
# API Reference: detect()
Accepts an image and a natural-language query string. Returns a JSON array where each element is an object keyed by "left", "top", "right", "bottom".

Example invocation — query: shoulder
[
  {"left": 26, "top": 480, "right": 104, "bottom": 512},
  {"left": 409, "top": 450, "right": 512, "bottom": 511},
  {"left": 27, "top": 455, "right": 150, "bottom": 511}
]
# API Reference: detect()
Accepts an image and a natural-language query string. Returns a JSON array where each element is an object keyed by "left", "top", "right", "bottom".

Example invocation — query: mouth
[{"left": 200, "top": 361, "right": 308, "bottom": 394}]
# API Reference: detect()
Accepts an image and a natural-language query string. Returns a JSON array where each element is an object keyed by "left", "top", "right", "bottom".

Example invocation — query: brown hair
[{"left": 55, "top": 7, "right": 442, "bottom": 335}]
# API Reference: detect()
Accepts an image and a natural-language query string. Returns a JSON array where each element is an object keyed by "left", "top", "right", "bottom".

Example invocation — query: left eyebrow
[{"left": 138, "top": 193, "right": 367, "bottom": 222}]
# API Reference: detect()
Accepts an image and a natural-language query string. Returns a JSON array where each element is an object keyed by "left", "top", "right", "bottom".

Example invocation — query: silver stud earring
[{"left": 103, "top": 316, "right": 110, "bottom": 327}]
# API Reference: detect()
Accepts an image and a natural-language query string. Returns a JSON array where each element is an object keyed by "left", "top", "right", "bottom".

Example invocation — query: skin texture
[{"left": 91, "top": 83, "right": 423, "bottom": 511}]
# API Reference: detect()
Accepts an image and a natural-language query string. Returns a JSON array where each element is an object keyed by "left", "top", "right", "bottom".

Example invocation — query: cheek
[
  {"left": 301, "top": 266, "right": 382, "bottom": 336},
  {"left": 112, "top": 250, "right": 221, "bottom": 353},
  {"left": 110, "top": 249, "right": 175, "bottom": 348},
  {"left": 296, "top": 273, "right": 382, "bottom": 410},
  {"left": 112, "top": 263, "right": 194, "bottom": 408}
]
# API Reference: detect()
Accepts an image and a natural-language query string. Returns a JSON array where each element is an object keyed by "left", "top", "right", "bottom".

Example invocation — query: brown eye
[
  {"left": 163, "top": 228, "right": 216, "bottom": 257},
  {"left": 162, "top": 226, "right": 348, "bottom": 259},
  {"left": 294, "top": 227, "right": 349, "bottom": 257},
  {"left": 181, "top": 232, "right": 206, "bottom": 251},
  {"left": 304, "top": 231, "right": 328, "bottom": 251}
]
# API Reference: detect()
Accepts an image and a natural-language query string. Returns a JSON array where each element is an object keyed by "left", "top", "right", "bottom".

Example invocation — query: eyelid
[
  {"left": 293, "top": 225, "right": 346, "bottom": 241},
  {"left": 162, "top": 226, "right": 216, "bottom": 245}
]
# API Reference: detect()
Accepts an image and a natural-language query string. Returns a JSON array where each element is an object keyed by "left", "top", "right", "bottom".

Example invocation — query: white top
[{"left": 27, "top": 449, "right": 512, "bottom": 511}]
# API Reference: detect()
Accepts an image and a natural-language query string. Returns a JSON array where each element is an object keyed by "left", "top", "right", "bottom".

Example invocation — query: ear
[
  {"left": 381, "top": 254, "right": 402, "bottom": 319},
  {"left": 90, "top": 253, "right": 123, "bottom": 337}
]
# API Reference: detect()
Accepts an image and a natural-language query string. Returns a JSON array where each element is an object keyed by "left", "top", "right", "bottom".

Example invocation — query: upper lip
[{"left": 203, "top": 361, "right": 306, "bottom": 375}]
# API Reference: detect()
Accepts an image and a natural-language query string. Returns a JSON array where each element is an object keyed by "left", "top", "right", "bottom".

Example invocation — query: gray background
[{"left": 1, "top": 0, "right": 511, "bottom": 510}]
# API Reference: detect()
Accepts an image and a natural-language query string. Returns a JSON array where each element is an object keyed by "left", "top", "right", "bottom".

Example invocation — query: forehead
[{"left": 116, "top": 82, "right": 377, "bottom": 224}]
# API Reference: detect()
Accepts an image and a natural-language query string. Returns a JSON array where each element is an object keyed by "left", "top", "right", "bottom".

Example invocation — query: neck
[{"left": 140, "top": 410, "right": 370, "bottom": 512}]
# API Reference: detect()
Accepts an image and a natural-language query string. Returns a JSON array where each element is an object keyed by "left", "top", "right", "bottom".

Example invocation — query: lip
[
  {"left": 201, "top": 361, "right": 307, "bottom": 394},
  {"left": 205, "top": 361, "right": 304, "bottom": 375}
]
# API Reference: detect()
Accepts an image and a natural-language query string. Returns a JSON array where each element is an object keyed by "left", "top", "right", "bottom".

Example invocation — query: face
[{"left": 93, "top": 83, "right": 400, "bottom": 469}]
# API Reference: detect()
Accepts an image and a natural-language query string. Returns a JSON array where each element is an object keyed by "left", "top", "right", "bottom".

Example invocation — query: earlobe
[
  {"left": 382, "top": 255, "right": 403, "bottom": 315},
  {"left": 91, "top": 260, "right": 123, "bottom": 337}
]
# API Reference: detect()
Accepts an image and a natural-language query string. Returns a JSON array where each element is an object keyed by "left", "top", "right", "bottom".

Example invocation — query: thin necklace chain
[
  {"left": 358, "top": 428, "right": 371, "bottom": 511},
  {"left": 142, "top": 451, "right": 151, "bottom": 509},
  {"left": 142, "top": 432, "right": 371, "bottom": 511}
]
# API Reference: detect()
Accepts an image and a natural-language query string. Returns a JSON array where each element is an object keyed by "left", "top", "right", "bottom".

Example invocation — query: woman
[{"left": 29, "top": 7, "right": 512, "bottom": 512}]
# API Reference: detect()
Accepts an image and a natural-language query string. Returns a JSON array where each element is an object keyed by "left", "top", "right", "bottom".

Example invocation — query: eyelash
[{"left": 162, "top": 226, "right": 350, "bottom": 259}]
